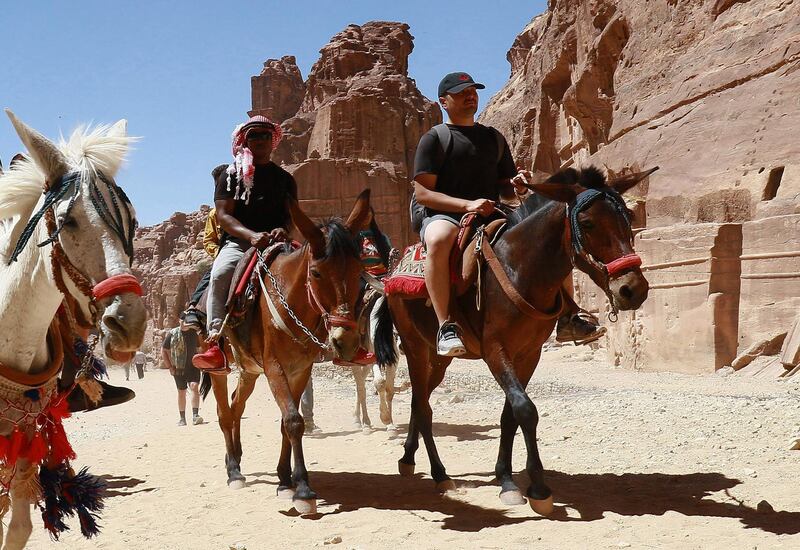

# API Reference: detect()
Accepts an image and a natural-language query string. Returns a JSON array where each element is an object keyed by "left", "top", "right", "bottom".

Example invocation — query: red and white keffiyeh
[{"left": 226, "top": 115, "right": 283, "bottom": 203}]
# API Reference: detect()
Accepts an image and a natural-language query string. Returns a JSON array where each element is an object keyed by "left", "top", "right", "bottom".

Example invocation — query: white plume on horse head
[{"left": 60, "top": 117, "right": 135, "bottom": 179}]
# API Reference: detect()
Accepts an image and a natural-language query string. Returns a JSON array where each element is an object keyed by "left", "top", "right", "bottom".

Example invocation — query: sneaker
[
  {"left": 178, "top": 418, "right": 187, "bottom": 427},
  {"left": 436, "top": 323, "right": 466, "bottom": 357},
  {"left": 555, "top": 311, "right": 607, "bottom": 345},
  {"left": 193, "top": 415, "right": 204, "bottom": 425},
  {"left": 192, "top": 344, "right": 228, "bottom": 372}
]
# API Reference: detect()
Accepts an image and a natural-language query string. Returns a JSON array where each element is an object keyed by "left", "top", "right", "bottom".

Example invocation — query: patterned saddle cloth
[{"left": 384, "top": 215, "right": 507, "bottom": 299}]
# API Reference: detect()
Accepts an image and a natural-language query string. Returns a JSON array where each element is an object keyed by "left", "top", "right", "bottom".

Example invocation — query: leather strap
[
  {"left": 481, "top": 240, "right": 566, "bottom": 321},
  {"left": 0, "top": 317, "right": 65, "bottom": 387}
]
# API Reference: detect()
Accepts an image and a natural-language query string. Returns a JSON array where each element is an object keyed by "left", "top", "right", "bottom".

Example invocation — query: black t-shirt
[
  {"left": 213, "top": 162, "right": 298, "bottom": 237},
  {"left": 413, "top": 123, "right": 517, "bottom": 220}
]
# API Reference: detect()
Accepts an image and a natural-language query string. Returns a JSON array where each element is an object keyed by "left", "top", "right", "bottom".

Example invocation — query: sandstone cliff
[
  {"left": 482, "top": 0, "right": 800, "bottom": 373},
  {"left": 253, "top": 21, "right": 441, "bottom": 246}
]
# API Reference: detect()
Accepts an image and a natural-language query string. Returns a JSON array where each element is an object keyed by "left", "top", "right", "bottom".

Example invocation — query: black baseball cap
[{"left": 438, "top": 72, "right": 485, "bottom": 97}]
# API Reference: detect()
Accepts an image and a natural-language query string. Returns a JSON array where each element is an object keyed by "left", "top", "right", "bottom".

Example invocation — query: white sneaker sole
[{"left": 437, "top": 343, "right": 467, "bottom": 357}]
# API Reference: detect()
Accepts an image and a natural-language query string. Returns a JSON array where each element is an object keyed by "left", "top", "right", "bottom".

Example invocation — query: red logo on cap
[{"left": 459, "top": 74, "right": 469, "bottom": 81}]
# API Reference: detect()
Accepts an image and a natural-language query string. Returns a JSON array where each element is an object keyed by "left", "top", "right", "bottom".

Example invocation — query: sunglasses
[{"left": 247, "top": 131, "right": 273, "bottom": 141}]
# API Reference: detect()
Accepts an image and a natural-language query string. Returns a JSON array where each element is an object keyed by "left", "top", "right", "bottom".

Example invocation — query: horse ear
[
  {"left": 5, "top": 109, "right": 69, "bottom": 189},
  {"left": 344, "top": 189, "right": 371, "bottom": 235},
  {"left": 608, "top": 166, "right": 659, "bottom": 195},
  {"left": 288, "top": 198, "right": 325, "bottom": 258},
  {"left": 528, "top": 183, "right": 578, "bottom": 203}
]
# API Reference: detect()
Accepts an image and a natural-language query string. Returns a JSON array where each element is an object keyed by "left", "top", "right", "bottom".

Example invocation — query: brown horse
[
  {"left": 375, "top": 166, "right": 654, "bottom": 515},
  {"left": 206, "top": 190, "right": 371, "bottom": 515}
]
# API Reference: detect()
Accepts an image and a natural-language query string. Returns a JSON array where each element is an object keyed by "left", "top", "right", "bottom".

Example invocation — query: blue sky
[{"left": 1, "top": 0, "right": 546, "bottom": 225}]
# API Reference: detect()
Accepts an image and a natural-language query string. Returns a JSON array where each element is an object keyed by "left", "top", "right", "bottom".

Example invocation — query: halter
[
  {"left": 8, "top": 170, "right": 143, "bottom": 328},
  {"left": 565, "top": 187, "right": 642, "bottom": 319},
  {"left": 305, "top": 261, "right": 358, "bottom": 331}
]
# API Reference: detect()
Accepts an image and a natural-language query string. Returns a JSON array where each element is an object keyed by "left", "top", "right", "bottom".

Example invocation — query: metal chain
[
  {"left": 77, "top": 333, "right": 100, "bottom": 376},
  {"left": 261, "top": 262, "right": 329, "bottom": 350}
]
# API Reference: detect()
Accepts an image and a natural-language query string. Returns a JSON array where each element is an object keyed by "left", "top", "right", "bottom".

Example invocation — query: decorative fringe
[
  {"left": 0, "top": 493, "right": 10, "bottom": 520},
  {"left": 383, "top": 276, "right": 428, "bottom": 299},
  {"left": 7, "top": 428, "right": 24, "bottom": 465},
  {"left": 76, "top": 373, "right": 103, "bottom": 404},
  {"left": 39, "top": 464, "right": 106, "bottom": 540},
  {"left": 13, "top": 464, "right": 42, "bottom": 503},
  {"left": 25, "top": 430, "right": 48, "bottom": 464},
  {"left": 47, "top": 422, "right": 76, "bottom": 464}
]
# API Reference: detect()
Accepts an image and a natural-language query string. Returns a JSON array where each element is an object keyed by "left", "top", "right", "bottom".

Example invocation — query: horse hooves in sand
[
  {"left": 398, "top": 460, "right": 415, "bottom": 476},
  {"left": 529, "top": 495, "right": 554, "bottom": 516},
  {"left": 436, "top": 479, "right": 458, "bottom": 494},
  {"left": 277, "top": 486, "right": 295, "bottom": 500},
  {"left": 228, "top": 478, "right": 246, "bottom": 490},
  {"left": 499, "top": 489, "right": 527, "bottom": 506},
  {"left": 293, "top": 498, "right": 317, "bottom": 515}
]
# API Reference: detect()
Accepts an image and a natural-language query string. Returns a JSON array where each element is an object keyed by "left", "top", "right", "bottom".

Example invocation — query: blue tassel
[
  {"left": 73, "top": 338, "right": 107, "bottom": 379},
  {"left": 38, "top": 464, "right": 106, "bottom": 540}
]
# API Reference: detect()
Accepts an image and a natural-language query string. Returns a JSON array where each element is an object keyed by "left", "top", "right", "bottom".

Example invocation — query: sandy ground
[{"left": 26, "top": 346, "right": 800, "bottom": 550}]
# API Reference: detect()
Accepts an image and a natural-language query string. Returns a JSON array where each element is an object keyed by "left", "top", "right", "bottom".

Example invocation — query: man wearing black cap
[{"left": 413, "top": 72, "right": 603, "bottom": 356}]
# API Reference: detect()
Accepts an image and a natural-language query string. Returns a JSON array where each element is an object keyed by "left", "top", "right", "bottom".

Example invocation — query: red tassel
[
  {"left": 384, "top": 276, "right": 428, "bottom": 298},
  {"left": 48, "top": 395, "right": 72, "bottom": 422},
  {"left": 48, "top": 422, "right": 76, "bottom": 463},
  {"left": 25, "top": 430, "right": 48, "bottom": 464},
  {"left": 7, "top": 428, "right": 25, "bottom": 466}
]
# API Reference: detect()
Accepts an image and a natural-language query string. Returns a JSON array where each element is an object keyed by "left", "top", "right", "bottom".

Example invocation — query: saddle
[
  {"left": 383, "top": 214, "right": 507, "bottom": 299},
  {"left": 225, "top": 242, "right": 298, "bottom": 316}
]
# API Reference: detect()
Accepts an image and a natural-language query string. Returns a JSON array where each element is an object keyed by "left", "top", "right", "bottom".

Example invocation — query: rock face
[
  {"left": 254, "top": 22, "right": 441, "bottom": 246},
  {"left": 482, "top": 0, "right": 800, "bottom": 373},
  {"left": 250, "top": 56, "right": 306, "bottom": 122},
  {"left": 133, "top": 207, "right": 211, "bottom": 354}
]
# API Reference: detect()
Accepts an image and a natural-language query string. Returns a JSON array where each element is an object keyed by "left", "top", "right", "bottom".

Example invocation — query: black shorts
[{"left": 173, "top": 366, "right": 201, "bottom": 390}]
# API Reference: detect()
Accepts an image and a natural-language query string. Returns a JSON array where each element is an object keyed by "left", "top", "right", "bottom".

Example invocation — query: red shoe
[
  {"left": 192, "top": 344, "right": 229, "bottom": 374},
  {"left": 333, "top": 348, "right": 376, "bottom": 367}
]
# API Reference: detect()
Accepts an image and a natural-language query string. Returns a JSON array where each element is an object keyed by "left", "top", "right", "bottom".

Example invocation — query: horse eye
[
  {"left": 310, "top": 268, "right": 322, "bottom": 279},
  {"left": 59, "top": 216, "right": 78, "bottom": 228}
]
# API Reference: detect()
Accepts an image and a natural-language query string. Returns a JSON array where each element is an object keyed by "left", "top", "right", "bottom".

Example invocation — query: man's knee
[{"left": 424, "top": 222, "right": 458, "bottom": 254}]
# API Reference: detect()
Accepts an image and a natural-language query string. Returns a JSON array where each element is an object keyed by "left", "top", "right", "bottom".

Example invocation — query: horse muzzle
[
  {"left": 609, "top": 270, "right": 649, "bottom": 311},
  {"left": 100, "top": 292, "right": 147, "bottom": 359},
  {"left": 328, "top": 324, "right": 360, "bottom": 361}
]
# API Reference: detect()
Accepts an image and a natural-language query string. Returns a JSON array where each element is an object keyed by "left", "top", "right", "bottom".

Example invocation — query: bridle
[
  {"left": 305, "top": 255, "right": 358, "bottom": 332},
  {"left": 9, "top": 170, "right": 143, "bottom": 329},
  {"left": 564, "top": 187, "right": 642, "bottom": 320}
]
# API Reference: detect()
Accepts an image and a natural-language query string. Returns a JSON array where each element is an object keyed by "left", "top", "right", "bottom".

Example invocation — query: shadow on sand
[
  {"left": 246, "top": 468, "right": 800, "bottom": 535},
  {"left": 100, "top": 475, "right": 157, "bottom": 498}
]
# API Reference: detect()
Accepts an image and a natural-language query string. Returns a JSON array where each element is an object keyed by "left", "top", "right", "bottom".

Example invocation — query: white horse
[
  {"left": 350, "top": 293, "right": 400, "bottom": 434},
  {"left": 0, "top": 110, "right": 146, "bottom": 549}
]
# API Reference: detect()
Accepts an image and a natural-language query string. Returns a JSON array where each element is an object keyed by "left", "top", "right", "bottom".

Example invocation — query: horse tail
[
  {"left": 200, "top": 371, "right": 212, "bottom": 401},
  {"left": 374, "top": 296, "right": 397, "bottom": 367}
]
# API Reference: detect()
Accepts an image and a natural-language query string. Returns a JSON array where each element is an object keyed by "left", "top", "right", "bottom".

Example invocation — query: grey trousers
[{"left": 206, "top": 238, "right": 249, "bottom": 333}]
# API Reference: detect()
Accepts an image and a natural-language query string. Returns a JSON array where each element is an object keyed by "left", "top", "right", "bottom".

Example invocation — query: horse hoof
[
  {"left": 277, "top": 487, "right": 295, "bottom": 500},
  {"left": 362, "top": 425, "right": 372, "bottom": 435},
  {"left": 529, "top": 495, "right": 554, "bottom": 516},
  {"left": 294, "top": 499, "right": 317, "bottom": 516},
  {"left": 499, "top": 490, "right": 527, "bottom": 506},
  {"left": 398, "top": 461, "right": 415, "bottom": 477},
  {"left": 436, "top": 479, "right": 457, "bottom": 493},
  {"left": 385, "top": 425, "right": 398, "bottom": 436},
  {"left": 228, "top": 478, "right": 246, "bottom": 490}
]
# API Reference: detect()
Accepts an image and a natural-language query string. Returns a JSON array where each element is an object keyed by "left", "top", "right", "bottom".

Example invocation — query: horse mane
[
  {"left": 321, "top": 219, "right": 360, "bottom": 260},
  {"left": 368, "top": 214, "right": 392, "bottom": 266},
  {"left": 0, "top": 123, "right": 135, "bottom": 222},
  {"left": 507, "top": 165, "right": 608, "bottom": 228}
]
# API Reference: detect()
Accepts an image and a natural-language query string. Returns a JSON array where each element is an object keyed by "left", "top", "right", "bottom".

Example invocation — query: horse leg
[
  {"left": 487, "top": 345, "right": 552, "bottom": 515},
  {"left": 417, "top": 357, "right": 454, "bottom": 491},
  {"left": 352, "top": 365, "right": 371, "bottom": 432},
  {"left": 397, "top": 342, "right": 426, "bottom": 476},
  {"left": 211, "top": 375, "right": 244, "bottom": 488},
  {"left": 230, "top": 371, "right": 259, "bottom": 467},
  {"left": 276, "top": 422, "right": 294, "bottom": 499},
  {"left": 495, "top": 398, "right": 526, "bottom": 505},
  {"left": 3, "top": 461, "right": 35, "bottom": 550},
  {"left": 263, "top": 360, "right": 317, "bottom": 514},
  {"left": 375, "top": 362, "right": 397, "bottom": 433}
]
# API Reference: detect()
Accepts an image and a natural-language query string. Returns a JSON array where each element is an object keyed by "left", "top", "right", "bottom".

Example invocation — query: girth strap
[{"left": 480, "top": 240, "right": 566, "bottom": 321}]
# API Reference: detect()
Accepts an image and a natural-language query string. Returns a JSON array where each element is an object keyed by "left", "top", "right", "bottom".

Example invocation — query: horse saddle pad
[
  {"left": 225, "top": 241, "right": 299, "bottom": 312},
  {"left": 384, "top": 217, "right": 507, "bottom": 299}
]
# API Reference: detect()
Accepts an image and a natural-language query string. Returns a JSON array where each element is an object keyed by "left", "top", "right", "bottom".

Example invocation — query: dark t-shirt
[
  {"left": 162, "top": 329, "right": 199, "bottom": 372},
  {"left": 213, "top": 162, "right": 298, "bottom": 237},
  {"left": 413, "top": 123, "right": 517, "bottom": 220}
]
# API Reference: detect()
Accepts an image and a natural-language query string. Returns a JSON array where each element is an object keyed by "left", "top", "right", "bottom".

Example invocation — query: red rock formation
[
  {"left": 256, "top": 21, "right": 441, "bottom": 246},
  {"left": 483, "top": 0, "right": 800, "bottom": 373},
  {"left": 250, "top": 56, "right": 305, "bottom": 122}
]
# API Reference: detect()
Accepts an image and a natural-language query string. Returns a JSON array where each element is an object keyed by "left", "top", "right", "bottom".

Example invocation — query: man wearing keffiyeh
[{"left": 192, "top": 115, "right": 297, "bottom": 372}]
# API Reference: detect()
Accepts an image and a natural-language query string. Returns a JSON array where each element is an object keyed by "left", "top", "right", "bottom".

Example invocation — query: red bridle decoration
[
  {"left": 605, "top": 254, "right": 642, "bottom": 278},
  {"left": 92, "top": 274, "right": 143, "bottom": 301}
]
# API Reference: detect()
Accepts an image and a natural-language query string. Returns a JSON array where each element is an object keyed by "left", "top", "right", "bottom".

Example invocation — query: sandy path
[{"left": 27, "top": 347, "right": 800, "bottom": 549}]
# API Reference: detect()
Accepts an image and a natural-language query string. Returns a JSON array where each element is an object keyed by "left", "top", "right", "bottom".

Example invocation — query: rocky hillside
[{"left": 481, "top": 0, "right": 800, "bottom": 373}]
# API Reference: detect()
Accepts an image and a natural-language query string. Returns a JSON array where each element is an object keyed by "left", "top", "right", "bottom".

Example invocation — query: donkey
[
  {"left": 0, "top": 111, "right": 146, "bottom": 549},
  {"left": 375, "top": 166, "right": 654, "bottom": 516},
  {"left": 206, "top": 190, "right": 371, "bottom": 515}
]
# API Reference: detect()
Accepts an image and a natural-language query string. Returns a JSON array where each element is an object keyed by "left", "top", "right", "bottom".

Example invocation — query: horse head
[
  {"left": 528, "top": 166, "right": 656, "bottom": 313},
  {"left": 4, "top": 110, "right": 147, "bottom": 361},
  {"left": 289, "top": 189, "right": 371, "bottom": 360}
]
